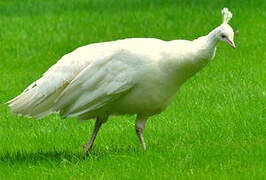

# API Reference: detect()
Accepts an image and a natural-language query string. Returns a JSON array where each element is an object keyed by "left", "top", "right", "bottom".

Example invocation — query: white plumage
[{"left": 7, "top": 8, "right": 235, "bottom": 152}]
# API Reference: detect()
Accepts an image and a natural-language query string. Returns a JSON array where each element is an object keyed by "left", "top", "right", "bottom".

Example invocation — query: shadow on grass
[
  {"left": 0, "top": 146, "right": 145, "bottom": 164},
  {"left": 0, "top": 150, "right": 82, "bottom": 164}
]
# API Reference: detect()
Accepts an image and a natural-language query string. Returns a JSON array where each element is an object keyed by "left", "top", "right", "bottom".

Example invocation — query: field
[{"left": 0, "top": 0, "right": 265, "bottom": 179}]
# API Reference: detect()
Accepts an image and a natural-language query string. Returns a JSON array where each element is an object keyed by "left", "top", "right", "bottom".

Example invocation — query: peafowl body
[{"left": 7, "top": 8, "right": 235, "bottom": 152}]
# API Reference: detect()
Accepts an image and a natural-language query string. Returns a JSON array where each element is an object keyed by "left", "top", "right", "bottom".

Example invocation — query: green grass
[{"left": 0, "top": 0, "right": 265, "bottom": 179}]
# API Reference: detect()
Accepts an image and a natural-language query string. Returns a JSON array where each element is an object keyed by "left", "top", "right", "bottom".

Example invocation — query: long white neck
[
  {"left": 169, "top": 27, "right": 221, "bottom": 84},
  {"left": 191, "top": 26, "right": 221, "bottom": 63},
  {"left": 164, "top": 26, "right": 222, "bottom": 86},
  {"left": 205, "top": 26, "right": 220, "bottom": 50}
]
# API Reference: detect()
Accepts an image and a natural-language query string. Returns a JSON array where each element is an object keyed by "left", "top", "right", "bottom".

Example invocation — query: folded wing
[
  {"left": 7, "top": 44, "right": 136, "bottom": 119},
  {"left": 53, "top": 53, "right": 136, "bottom": 118}
]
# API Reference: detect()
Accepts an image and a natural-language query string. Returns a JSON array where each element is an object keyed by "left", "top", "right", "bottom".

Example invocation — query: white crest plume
[{"left": 221, "top": 8, "right": 232, "bottom": 24}]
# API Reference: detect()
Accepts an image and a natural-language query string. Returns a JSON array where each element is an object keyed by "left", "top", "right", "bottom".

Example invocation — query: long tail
[{"left": 6, "top": 78, "right": 64, "bottom": 119}]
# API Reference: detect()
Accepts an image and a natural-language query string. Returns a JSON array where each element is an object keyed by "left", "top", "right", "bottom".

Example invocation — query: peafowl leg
[
  {"left": 135, "top": 115, "right": 147, "bottom": 150},
  {"left": 83, "top": 116, "right": 106, "bottom": 154}
]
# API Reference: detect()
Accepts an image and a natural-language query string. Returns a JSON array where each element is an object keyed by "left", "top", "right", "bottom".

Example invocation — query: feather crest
[{"left": 221, "top": 8, "right": 232, "bottom": 24}]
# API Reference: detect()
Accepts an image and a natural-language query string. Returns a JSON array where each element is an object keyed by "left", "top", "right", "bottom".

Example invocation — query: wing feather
[{"left": 54, "top": 53, "right": 136, "bottom": 118}]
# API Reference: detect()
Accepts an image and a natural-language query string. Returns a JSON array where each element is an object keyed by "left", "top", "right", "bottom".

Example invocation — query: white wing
[
  {"left": 7, "top": 41, "right": 136, "bottom": 118},
  {"left": 53, "top": 53, "right": 136, "bottom": 118},
  {"left": 7, "top": 38, "right": 161, "bottom": 119}
]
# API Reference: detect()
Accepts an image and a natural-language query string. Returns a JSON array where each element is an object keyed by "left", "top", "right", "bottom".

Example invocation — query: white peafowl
[{"left": 7, "top": 8, "right": 235, "bottom": 153}]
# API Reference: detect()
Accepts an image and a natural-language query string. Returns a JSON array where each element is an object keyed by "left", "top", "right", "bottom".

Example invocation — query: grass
[{"left": 0, "top": 0, "right": 265, "bottom": 179}]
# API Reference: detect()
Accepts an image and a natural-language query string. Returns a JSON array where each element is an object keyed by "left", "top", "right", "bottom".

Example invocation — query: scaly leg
[
  {"left": 135, "top": 115, "right": 147, "bottom": 150},
  {"left": 83, "top": 116, "right": 107, "bottom": 155}
]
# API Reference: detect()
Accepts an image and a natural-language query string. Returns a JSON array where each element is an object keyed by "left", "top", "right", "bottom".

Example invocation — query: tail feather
[
  {"left": 6, "top": 49, "right": 89, "bottom": 119},
  {"left": 7, "top": 87, "right": 48, "bottom": 118},
  {"left": 6, "top": 82, "right": 64, "bottom": 119}
]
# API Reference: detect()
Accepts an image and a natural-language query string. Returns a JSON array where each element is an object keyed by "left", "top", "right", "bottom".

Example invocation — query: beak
[{"left": 227, "top": 39, "right": 236, "bottom": 49}]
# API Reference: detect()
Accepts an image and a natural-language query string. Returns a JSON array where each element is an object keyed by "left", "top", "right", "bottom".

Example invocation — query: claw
[{"left": 82, "top": 144, "right": 89, "bottom": 157}]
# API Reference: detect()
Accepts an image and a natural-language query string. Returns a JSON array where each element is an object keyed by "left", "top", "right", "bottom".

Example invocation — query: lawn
[{"left": 0, "top": 0, "right": 265, "bottom": 179}]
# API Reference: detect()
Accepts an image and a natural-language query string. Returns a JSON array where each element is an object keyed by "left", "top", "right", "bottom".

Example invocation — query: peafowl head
[{"left": 217, "top": 8, "right": 235, "bottom": 48}]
